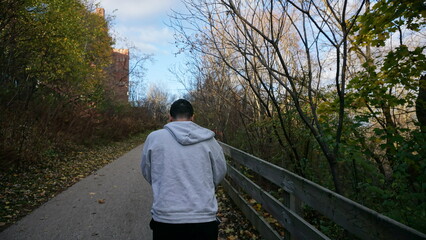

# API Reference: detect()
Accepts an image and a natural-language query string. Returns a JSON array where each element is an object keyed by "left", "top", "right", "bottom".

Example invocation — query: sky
[{"left": 98, "top": 0, "right": 188, "bottom": 100}]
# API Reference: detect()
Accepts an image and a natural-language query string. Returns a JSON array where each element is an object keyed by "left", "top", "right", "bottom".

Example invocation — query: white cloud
[
  {"left": 97, "top": 0, "right": 181, "bottom": 54},
  {"left": 99, "top": 0, "right": 178, "bottom": 20},
  {"left": 136, "top": 42, "right": 159, "bottom": 53},
  {"left": 117, "top": 25, "right": 173, "bottom": 43},
  {"left": 114, "top": 25, "right": 174, "bottom": 54},
  {"left": 137, "top": 26, "right": 173, "bottom": 43}
]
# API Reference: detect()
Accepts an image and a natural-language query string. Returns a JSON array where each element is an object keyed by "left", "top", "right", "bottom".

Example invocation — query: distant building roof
[{"left": 95, "top": 8, "right": 105, "bottom": 18}]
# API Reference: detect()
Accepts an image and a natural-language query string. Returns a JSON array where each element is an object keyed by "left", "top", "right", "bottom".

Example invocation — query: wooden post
[
  {"left": 283, "top": 191, "right": 293, "bottom": 240},
  {"left": 283, "top": 191, "right": 302, "bottom": 240},
  {"left": 290, "top": 194, "right": 302, "bottom": 240}
]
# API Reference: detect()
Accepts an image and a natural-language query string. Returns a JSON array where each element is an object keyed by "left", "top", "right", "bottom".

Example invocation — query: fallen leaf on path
[{"left": 98, "top": 199, "right": 105, "bottom": 204}]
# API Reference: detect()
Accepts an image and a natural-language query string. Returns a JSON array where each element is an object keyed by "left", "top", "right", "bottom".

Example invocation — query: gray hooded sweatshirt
[{"left": 141, "top": 121, "right": 227, "bottom": 224}]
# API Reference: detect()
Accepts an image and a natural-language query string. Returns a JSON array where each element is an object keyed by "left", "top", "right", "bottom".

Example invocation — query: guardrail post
[
  {"left": 283, "top": 189, "right": 302, "bottom": 240},
  {"left": 290, "top": 194, "right": 302, "bottom": 217}
]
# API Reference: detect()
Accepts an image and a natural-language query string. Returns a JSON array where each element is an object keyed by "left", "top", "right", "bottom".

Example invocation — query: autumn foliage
[
  {"left": 171, "top": 0, "right": 426, "bottom": 235},
  {"left": 0, "top": 0, "right": 155, "bottom": 168}
]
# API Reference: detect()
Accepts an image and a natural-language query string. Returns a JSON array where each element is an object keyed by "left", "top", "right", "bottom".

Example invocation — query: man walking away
[{"left": 141, "top": 99, "right": 227, "bottom": 240}]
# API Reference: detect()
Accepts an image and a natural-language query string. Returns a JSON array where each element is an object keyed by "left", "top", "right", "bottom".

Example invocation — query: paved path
[{"left": 0, "top": 144, "right": 153, "bottom": 240}]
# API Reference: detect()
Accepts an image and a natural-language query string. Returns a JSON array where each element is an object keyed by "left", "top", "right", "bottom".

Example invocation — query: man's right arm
[{"left": 141, "top": 138, "right": 152, "bottom": 185}]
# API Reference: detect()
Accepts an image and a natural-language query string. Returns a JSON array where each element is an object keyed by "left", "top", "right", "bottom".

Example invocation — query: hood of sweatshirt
[{"left": 164, "top": 121, "right": 215, "bottom": 146}]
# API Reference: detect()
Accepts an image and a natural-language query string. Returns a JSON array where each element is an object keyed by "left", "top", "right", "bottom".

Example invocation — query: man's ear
[
  {"left": 169, "top": 115, "right": 174, "bottom": 122},
  {"left": 190, "top": 115, "right": 194, "bottom": 121}
]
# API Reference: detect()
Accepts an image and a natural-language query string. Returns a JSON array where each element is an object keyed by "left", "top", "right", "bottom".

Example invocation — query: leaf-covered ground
[
  {"left": 0, "top": 132, "right": 149, "bottom": 232},
  {"left": 216, "top": 186, "right": 263, "bottom": 240},
  {"left": 0, "top": 132, "right": 265, "bottom": 239}
]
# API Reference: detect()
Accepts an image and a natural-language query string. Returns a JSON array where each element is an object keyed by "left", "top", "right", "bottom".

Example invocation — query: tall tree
[
  {"left": 172, "top": 0, "right": 366, "bottom": 194},
  {"left": 0, "top": 0, "right": 115, "bottom": 164}
]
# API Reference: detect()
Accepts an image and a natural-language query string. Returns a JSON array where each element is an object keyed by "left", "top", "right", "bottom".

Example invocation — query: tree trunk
[
  {"left": 381, "top": 103, "right": 397, "bottom": 166},
  {"left": 416, "top": 75, "right": 426, "bottom": 133}
]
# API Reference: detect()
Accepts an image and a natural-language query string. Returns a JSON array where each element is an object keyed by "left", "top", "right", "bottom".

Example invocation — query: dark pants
[{"left": 150, "top": 219, "right": 219, "bottom": 240}]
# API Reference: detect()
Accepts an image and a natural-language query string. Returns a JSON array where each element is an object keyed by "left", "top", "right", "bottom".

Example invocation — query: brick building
[
  {"left": 95, "top": 7, "right": 105, "bottom": 17},
  {"left": 95, "top": 8, "right": 130, "bottom": 103},
  {"left": 108, "top": 49, "right": 130, "bottom": 103}
]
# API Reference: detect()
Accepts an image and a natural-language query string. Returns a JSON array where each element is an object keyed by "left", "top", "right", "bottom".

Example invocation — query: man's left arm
[{"left": 210, "top": 140, "right": 227, "bottom": 186}]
